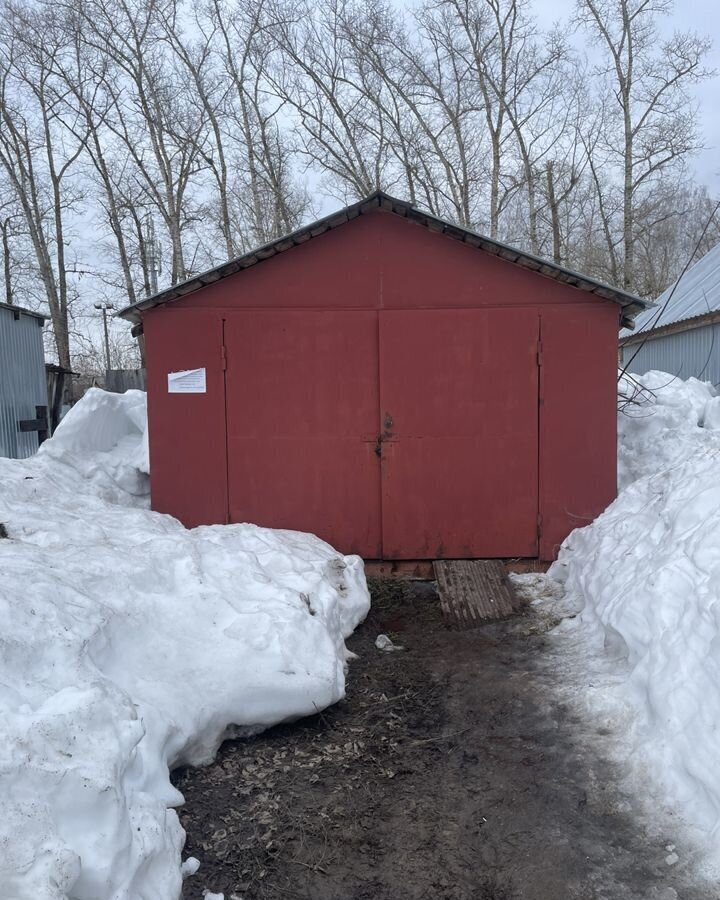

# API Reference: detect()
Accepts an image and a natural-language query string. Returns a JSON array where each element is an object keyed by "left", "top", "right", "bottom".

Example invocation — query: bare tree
[
  {"left": 71, "top": 0, "right": 205, "bottom": 285},
  {"left": 0, "top": 191, "right": 26, "bottom": 307},
  {"left": 214, "top": 0, "right": 308, "bottom": 244},
  {"left": 577, "top": 0, "right": 711, "bottom": 290},
  {"left": 51, "top": 13, "right": 143, "bottom": 309},
  {"left": 500, "top": 27, "right": 573, "bottom": 253},
  {"left": 159, "top": 1, "right": 238, "bottom": 258},
  {"left": 534, "top": 75, "right": 594, "bottom": 267},
  {"left": 434, "top": 0, "right": 525, "bottom": 238},
  {"left": 264, "top": 0, "right": 387, "bottom": 199},
  {"left": 329, "top": 0, "right": 483, "bottom": 223},
  {"left": 0, "top": 0, "right": 89, "bottom": 368},
  {"left": 0, "top": 0, "right": 717, "bottom": 378},
  {"left": 633, "top": 181, "right": 720, "bottom": 297},
  {"left": 72, "top": 315, "right": 142, "bottom": 375}
]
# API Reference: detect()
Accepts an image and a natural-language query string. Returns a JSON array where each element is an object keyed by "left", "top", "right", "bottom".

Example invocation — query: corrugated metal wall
[
  {"left": 621, "top": 323, "right": 720, "bottom": 387},
  {"left": 0, "top": 305, "right": 47, "bottom": 459}
]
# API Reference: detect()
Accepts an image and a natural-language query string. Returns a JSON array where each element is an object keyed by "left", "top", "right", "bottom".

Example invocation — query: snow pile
[
  {"left": 0, "top": 389, "right": 369, "bottom": 900},
  {"left": 550, "top": 371, "right": 720, "bottom": 846},
  {"left": 617, "top": 370, "right": 720, "bottom": 488},
  {"left": 40, "top": 388, "right": 150, "bottom": 500}
]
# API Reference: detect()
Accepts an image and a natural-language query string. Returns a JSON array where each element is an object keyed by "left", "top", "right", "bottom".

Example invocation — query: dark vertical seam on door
[
  {"left": 377, "top": 224, "right": 385, "bottom": 560},
  {"left": 222, "top": 316, "right": 231, "bottom": 525},
  {"left": 376, "top": 309, "right": 384, "bottom": 559},
  {"left": 536, "top": 312, "right": 543, "bottom": 558}
]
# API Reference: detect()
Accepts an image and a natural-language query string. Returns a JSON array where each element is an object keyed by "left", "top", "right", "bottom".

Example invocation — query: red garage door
[
  {"left": 378, "top": 309, "right": 539, "bottom": 558},
  {"left": 224, "top": 310, "right": 382, "bottom": 557},
  {"left": 224, "top": 308, "right": 539, "bottom": 559}
]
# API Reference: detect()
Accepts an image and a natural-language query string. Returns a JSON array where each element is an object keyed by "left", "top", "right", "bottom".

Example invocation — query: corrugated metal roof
[
  {"left": 626, "top": 242, "right": 720, "bottom": 336},
  {"left": 118, "top": 191, "right": 649, "bottom": 327},
  {"left": 0, "top": 301, "right": 46, "bottom": 322}
]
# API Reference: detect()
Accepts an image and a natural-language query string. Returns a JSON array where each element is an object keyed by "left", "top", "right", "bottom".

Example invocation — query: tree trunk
[
  {"left": 1, "top": 219, "right": 12, "bottom": 306},
  {"left": 545, "top": 162, "right": 562, "bottom": 264}
]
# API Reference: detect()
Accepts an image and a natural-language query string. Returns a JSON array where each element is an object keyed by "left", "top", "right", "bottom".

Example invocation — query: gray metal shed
[
  {"left": 621, "top": 242, "right": 720, "bottom": 385},
  {"left": 0, "top": 302, "right": 47, "bottom": 459}
]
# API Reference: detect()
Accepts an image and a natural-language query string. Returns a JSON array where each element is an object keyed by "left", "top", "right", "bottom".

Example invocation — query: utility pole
[{"left": 94, "top": 301, "right": 115, "bottom": 373}]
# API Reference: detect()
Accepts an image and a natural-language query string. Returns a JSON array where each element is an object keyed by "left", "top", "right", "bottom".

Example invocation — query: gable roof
[
  {"left": 118, "top": 191, "right": 648, "bottom": 327},
  {"left": 623, "top": 241, "right": 720, "bottom": 338}
]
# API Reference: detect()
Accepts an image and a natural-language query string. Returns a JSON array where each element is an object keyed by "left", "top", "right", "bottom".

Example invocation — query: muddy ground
[{"left": 176, "top": 579, "right": 713, "bottom": 900}]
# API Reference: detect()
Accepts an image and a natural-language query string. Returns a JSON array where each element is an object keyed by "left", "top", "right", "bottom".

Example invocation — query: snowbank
[
  {"left": 617, "top": 370, "right": 720, "bottom": 489},
  {"left": 0, "top": 389, "right": 369, "bottom": 899},
  {"left": 549, "top": 371, "right": 720, "bottom": 849},
  {"left": 40, "top": 388, "right": 150, "bottom": 500}
]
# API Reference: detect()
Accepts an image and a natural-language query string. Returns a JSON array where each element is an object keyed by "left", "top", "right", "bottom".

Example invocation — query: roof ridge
[{"left": 118, "top": 192, "right": 649, "bottom": 327}]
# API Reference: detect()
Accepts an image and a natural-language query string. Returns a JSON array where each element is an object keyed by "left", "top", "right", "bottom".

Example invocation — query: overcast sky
[{"left": 532, "top": 0, "right": 720, "bottom": 191}]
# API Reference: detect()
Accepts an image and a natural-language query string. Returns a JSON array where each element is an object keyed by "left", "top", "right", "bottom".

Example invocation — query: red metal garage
[{"left": 119, "top": 192, "right": 646, "bottom": 561}]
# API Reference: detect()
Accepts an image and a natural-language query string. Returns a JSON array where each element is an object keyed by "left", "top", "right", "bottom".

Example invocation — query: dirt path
[{"left": 176, "top": 580, "right": 711, "bottom": 900}]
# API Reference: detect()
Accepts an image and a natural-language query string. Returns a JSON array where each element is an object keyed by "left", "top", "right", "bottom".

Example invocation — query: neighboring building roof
[
  {"left": 0, "top": 301, "right": 45, "bottom": 323},
  {"left": 625, "top": 241, "right": 720, "bottom": 338},
  {"left": 117, "top": 191, "right": 649, "bottom": 327}
]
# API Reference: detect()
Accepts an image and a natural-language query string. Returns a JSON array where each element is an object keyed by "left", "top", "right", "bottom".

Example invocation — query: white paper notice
[{"left": 167, "top": 368, "right": 207, "bottom": 393}]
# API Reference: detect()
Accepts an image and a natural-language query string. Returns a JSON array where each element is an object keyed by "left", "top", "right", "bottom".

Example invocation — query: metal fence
[
  {"left": 622, "top": 323, "right": 720, "bottom": 388},
  {"left": 0, "top": 303, "right": 47, "bottom": 459}
]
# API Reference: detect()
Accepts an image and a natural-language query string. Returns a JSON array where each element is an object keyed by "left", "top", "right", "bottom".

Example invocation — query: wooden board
[{"left": 433, "top": 560, "right": 524, "bottom": 628}]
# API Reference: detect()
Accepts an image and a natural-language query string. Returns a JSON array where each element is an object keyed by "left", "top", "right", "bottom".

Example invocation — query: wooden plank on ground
[{"left": 433, "top": 560, "right": 524, "bottom": 628}]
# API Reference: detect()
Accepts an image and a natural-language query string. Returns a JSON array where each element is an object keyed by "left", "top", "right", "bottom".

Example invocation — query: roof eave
[
  {"left": 118, "top": 191, "right": 649, "bottom": 324},
  {"left": 0, "top": 301, "right": 46, "bottom": 323},
  {"left": 622, "top": 305, "right": 720, "bottom": 344}
]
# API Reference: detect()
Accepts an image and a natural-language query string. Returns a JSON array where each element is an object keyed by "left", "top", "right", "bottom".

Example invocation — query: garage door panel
[
  {"left": 381, "top": 439, "right": 538, "bottom": 558},
  {"left": 224, "top": 310, "right": 382, "bottom": 557},
  {"left": 228, "top": 438, "right": 381, "bottom": 556},
  {"left": 225, "top": 310, "right": 378, "bottom": 439},
  {"left": 379, "top": 309, "right": 539, "bottom": 559},
  {"left": 379, "top": 308, "right": 539, "bottom": 438},
  {"left": 144, "top": 309, "right": 228, "bottom": 528}
]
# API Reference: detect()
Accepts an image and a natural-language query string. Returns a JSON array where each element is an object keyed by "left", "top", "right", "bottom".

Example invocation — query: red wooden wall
[{"left": 142, "top": 209, "right": 619, "bottom": 560}]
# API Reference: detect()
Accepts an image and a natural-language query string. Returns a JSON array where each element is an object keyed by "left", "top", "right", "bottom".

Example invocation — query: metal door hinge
[
  {"left": 536, "top": 340, "right": 543, "bottom": 368},
  {"left": 537, "top": 512, "right": 543, "bottom": 538}
]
